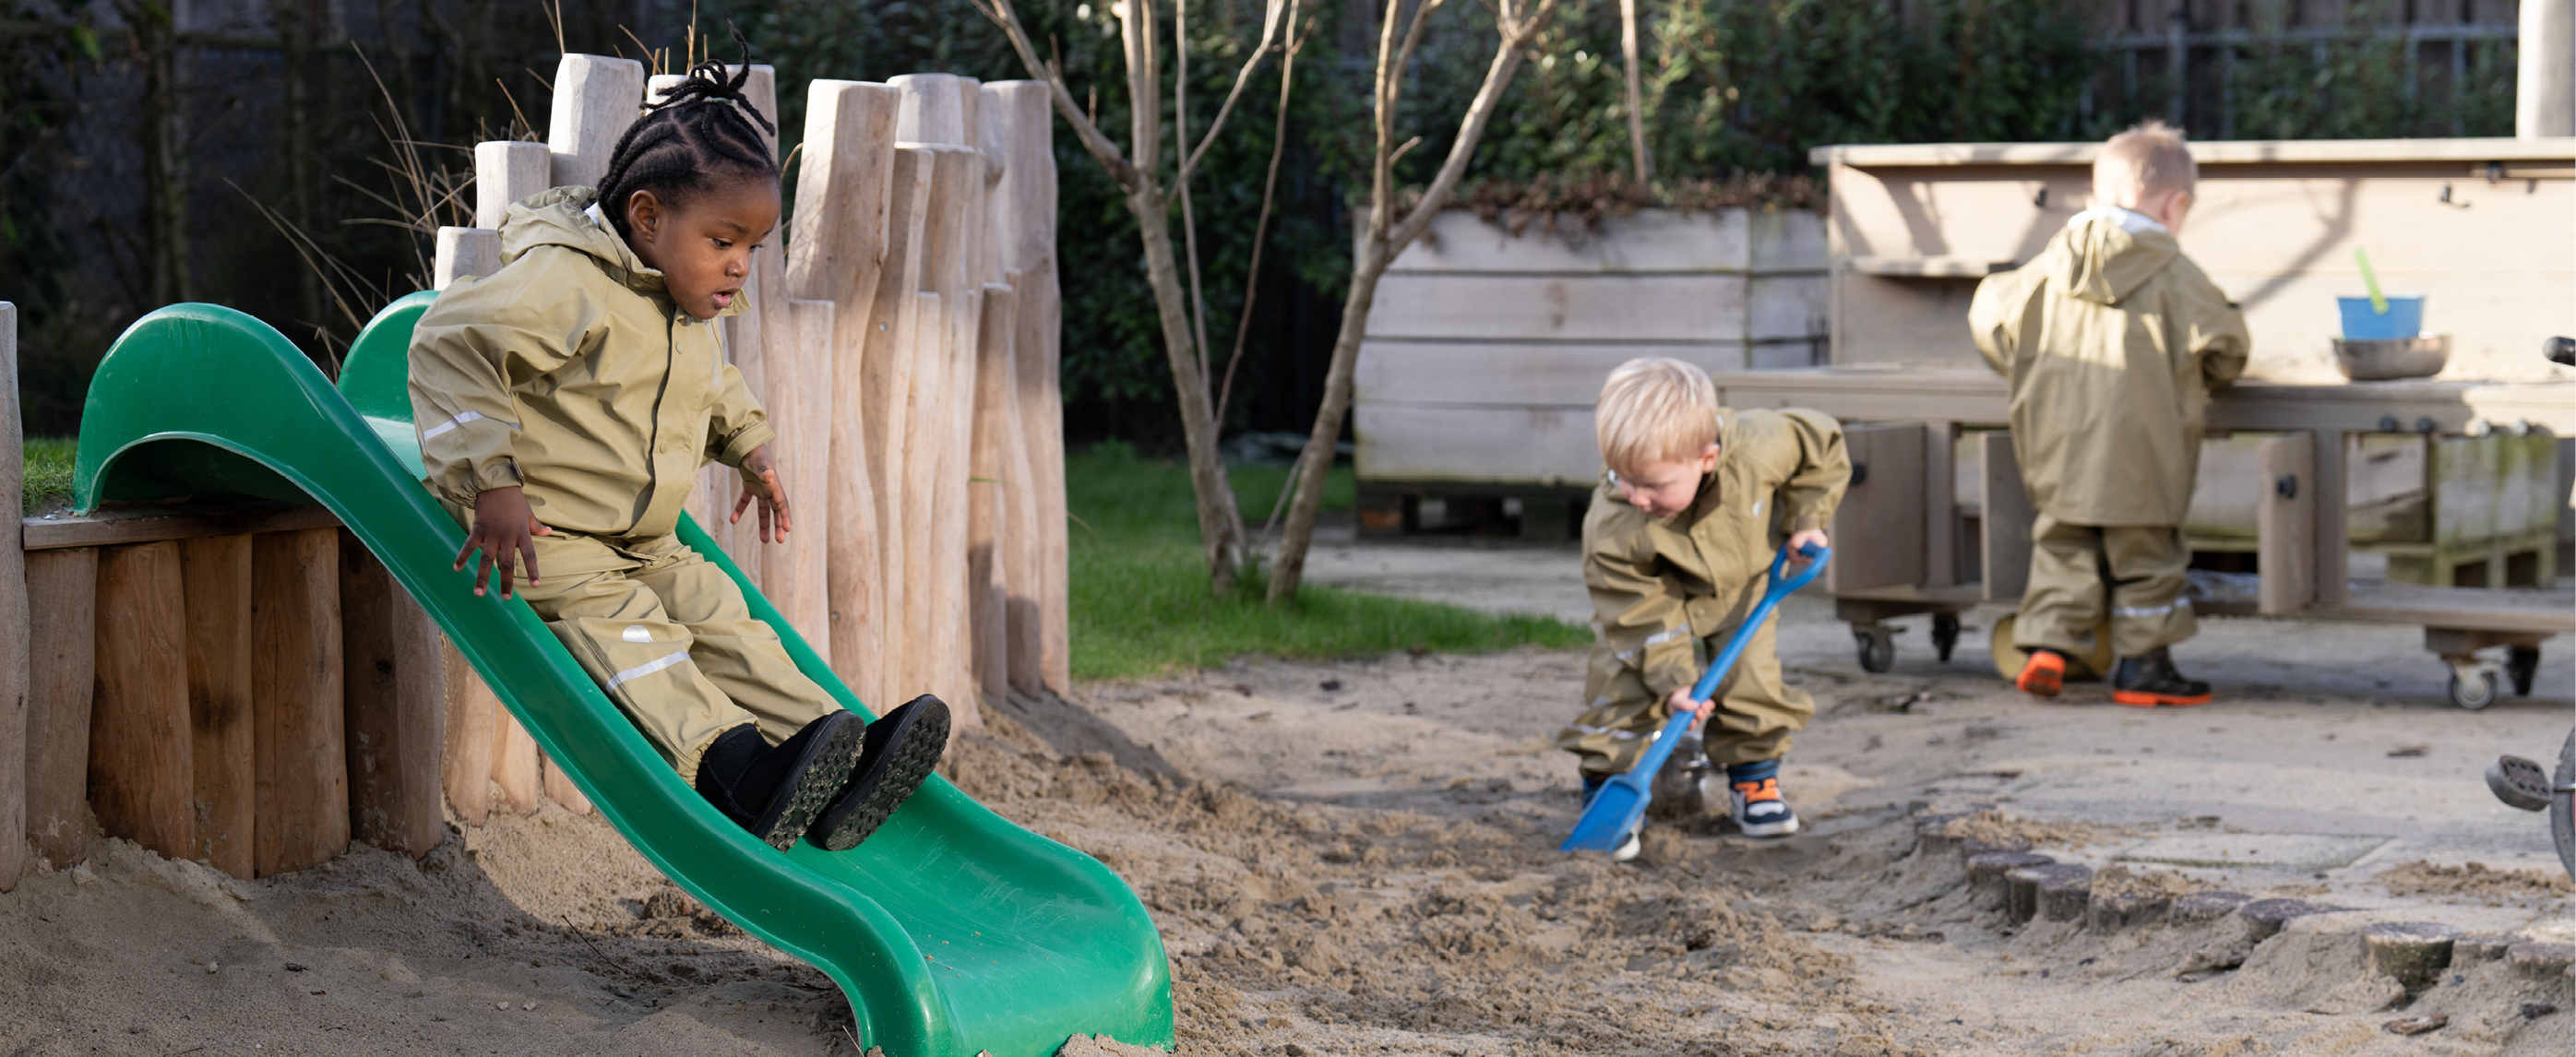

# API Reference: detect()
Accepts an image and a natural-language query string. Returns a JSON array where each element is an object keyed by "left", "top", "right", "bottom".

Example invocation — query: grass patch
[
  {"left": 21, "top": 436, "right": 75, "bottom": 515},
  {"left": 1067, "top": 443, "right": 1588, "bottom": 680}
]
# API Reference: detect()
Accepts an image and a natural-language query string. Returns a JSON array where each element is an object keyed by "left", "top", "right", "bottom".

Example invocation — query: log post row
[
  {"left": 339, "top": 529, "right": 447, "bottom": 856},
  {"left": 858, "top": 147, "right": 936, "bottom": 707},
  {"left": 968, "top": 284, "right": 1020, "bottom": 701},
  {"left": 24, "top": 547, "right": 94, "bottom": 870},
  {"left": 987, "top": 81, "right": 1068, "bottom": 693},
  {"left": 785, "top": 79, "right": 900, "bottom": 709},
  {"left": 0, "top": 302, "right": 21, "bottom": 889},
  {"left": 90, "top": 540, "right": 196, "bottom": 861},
  {"left": 251, "top": 528, "right": 349, "bottom": 877}
]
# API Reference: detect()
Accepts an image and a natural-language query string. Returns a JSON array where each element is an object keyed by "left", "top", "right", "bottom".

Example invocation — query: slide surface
[{"left": 75, "top": 298, "right": 1173, "bottom": 1057}]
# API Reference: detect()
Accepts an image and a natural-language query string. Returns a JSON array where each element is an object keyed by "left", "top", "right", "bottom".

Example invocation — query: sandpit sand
[{"left": 5, "top": 609, "right": 2571, "bottom": 1055}]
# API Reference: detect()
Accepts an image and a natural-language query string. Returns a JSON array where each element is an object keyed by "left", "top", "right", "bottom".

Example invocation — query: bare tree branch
[
  {"left": 1215, "top": 6, "right": 1307, "bottom": 423},
  {"left": 972, "top": 0, "right": 1139, "bottom": 186},
  {"left": 1392, "top": 0, "right": 1560, "bottom": 250},
  {"left": 1178, "top": 0, "right": 1289, "bottom": 181}
]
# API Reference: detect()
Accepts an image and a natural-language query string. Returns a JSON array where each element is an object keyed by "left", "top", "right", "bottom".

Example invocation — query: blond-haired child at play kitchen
[
  {"left": 1556, "top": 358, "right": 1850, "bottom": 859},
  {"left": 1970, "top": 119, "right": 2248, "bottom": 707}
]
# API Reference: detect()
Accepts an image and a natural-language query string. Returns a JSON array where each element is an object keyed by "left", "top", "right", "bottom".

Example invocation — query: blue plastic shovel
[{"left": 1561, "top": 540, "right": 1832, "bottom": 853}]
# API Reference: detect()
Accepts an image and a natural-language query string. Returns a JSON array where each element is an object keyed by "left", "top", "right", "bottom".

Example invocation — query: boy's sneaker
[
  {"left": 2110, "top": 647, "right": 2212, "bottom": 707},
  {"left": 2015, "top": 647, "right": 2066, "bottom": 698},
  {"left": 811, "top": 695, "right": 951, "bottom": 851},
  {"left": 694, "top": 713, "right": 866, "bottom": 850},
  {"left": 1726, "top": 760, "right": 1799, "bottom": 837}
]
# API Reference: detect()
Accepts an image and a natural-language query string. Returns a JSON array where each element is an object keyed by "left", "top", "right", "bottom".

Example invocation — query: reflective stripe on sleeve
[
  {"left": 604, "top": 649, "right": 692, "bottom": 691},
  {"left": 420, "top": 410, "right": 521, "bottom": 441}
]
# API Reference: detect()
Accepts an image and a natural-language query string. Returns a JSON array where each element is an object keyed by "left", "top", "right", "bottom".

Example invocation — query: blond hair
[
  {"left": 1596, "top": 358, "right": 1719, "bottom": 473},
  {"left": 2093, "top": 120, "right": 2196, "bottom": 210}
]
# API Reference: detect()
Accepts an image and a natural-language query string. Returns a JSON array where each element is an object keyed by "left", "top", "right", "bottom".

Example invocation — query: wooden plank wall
[
  {"left": 6, "top": 65, "right": 1068, "bottom": 887},
  {"left": 1354, "top": 208, "right": 1828, "bottom": 486}
]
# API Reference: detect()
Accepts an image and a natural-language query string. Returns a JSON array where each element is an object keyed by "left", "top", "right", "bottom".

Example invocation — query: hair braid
[{"left": 593, "top": 29, "right": 781, "bottom": 243}]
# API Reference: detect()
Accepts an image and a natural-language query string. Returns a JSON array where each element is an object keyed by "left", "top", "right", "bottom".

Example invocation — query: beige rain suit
[
  {"left": 411, "top": 187, "right": 837, "bottom": 781},
  {"left": 1556, "top": 409, "right": 1850, "bottom": 776},
  {"left": 1970, "top": 209, "right": 2250, "bottom": 659}
]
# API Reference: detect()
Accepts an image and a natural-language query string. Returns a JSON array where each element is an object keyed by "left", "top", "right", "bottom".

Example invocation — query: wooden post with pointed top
[{"left": 988, "top": 82, "right": 1067, "bottom": 692}]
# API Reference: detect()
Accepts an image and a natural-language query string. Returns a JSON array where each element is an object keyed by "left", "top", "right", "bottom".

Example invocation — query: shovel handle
[{"left": 1684, "top": 541, "right": 1830, "bottom": 708}]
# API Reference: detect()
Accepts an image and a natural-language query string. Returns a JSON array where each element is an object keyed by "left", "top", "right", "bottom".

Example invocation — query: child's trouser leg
[
  {"left": 615, "top": 534, "right": 841, "bottom": 739},
  {"left": 2101, "top": 525, "right": 2194, "bottom": 657},
  {"left": 1557, "top": 615, "right": 1814, "bottom": 776},
  {"left": 2016, "top": 514, "right": 2108, "bottom": 657}
]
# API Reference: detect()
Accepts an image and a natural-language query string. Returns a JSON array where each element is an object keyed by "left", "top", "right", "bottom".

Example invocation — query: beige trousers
[
  {"left": 2015, "top": 513, "right": 2197, "bottom": 659},
  {"left": 1557, "top": 616, "right": 1813, "bottom": 777},
  {"left": 476, "top": 520, "right": 841, "bottom": 783}
]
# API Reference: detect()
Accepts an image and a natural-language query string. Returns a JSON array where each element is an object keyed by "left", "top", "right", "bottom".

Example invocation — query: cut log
[
  {"left": 1966, "top": 850, "right": 2052, "bottom": 910},
  {"left": 541, "top": 753, "right": 592, "bottom": 815},
  {"left": 2453, "top": 932, "right": 2519, "bottom": 964},
  {"left": 2506, "top": 941, "right": 2576, "bottom": 978},
  {"left": 996, "top": 268, "right": 1044, "bottom": 695},
  {"left": 338, "top": 529, "right": 446, "bottom": 858},
  {"left": 2236, "top": 897, "right": 2317, "bottom": 941},
  {"left": 897, "top": 289, "right": 948, "bottom": 705},
  {"left": 251, "top": 528, "right": 349, "bottom": 876},
  {"left": 2085, "top": 890, "right": 2170, "bottom": 933},
  {"left": 547, "top": 54, "right": 645, "bottom": 192},
  {"left": 89, "top": 540, "right": 196, "bottom": 862},
  {"left": 859, "top": 149, "right": 934, "bottom": 698},
  {"left": 2006, "top": 863, "right": 2092, "bottom": 923},
  {"left": 438, "top": 638, "right": 496, "bottom": 826},
  {"left": 472, "top": 141, "right": 551, "bottom": 228},
  {"left": 968, "top": 282, "right": 1019, "bottom": 702},
  {"left": 783, "top": 80, "right": 900, "bottom": 708},
  {"left": 434, "top": 228, "right": 503, "bottom": 290},
  {"left": 765, "top": 299, "right": 840, "bottom": 658},
  {"left": 2363, "top": 921, "right": 2460, "bottom": 989},
  {"left": 180, "top": 534, "right": 255, "bottom": 877},
  {"left": 910, "top": 147, "right": 983, "bottom": 719},
  {"left": 0, "top": 301, "right": 22, "bottom": 890},
  {"left": 988, "top": 82, "right": 1068, "bottom": 691},
  {"left": 890, "top": 73, "right": 969, "bottom": 146},
  {"left": 492, "top": 709, "right": 540, "bottom": 816},
  {"left": 2167, "top": 890, "right": 2254, "bottom": 925},
  {"left": 23, "top": 547, "right": 97, "bottom": 869}
]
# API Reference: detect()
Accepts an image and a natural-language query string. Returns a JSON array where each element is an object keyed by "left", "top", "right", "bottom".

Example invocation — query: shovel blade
[{"left": 1561, "top": 781, "right": 1649, "bottom": 851}]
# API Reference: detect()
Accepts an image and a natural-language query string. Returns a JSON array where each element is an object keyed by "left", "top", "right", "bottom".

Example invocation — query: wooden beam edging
[{"left": 25, "top": 502, "right": 340, "bottom": 551}]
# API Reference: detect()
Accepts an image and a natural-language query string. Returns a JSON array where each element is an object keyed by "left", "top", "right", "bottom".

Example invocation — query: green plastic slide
[{"left": 74, "top": 297, "right": 1173, "bottom": 1056}]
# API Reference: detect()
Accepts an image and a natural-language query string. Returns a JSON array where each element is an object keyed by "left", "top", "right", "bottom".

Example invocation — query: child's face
[
  {"left": 621, "top": 179, "right": 783, "bottom": 320},
  {"left": 1613, "top": 444, "right": 1721, "bottom": 519}
]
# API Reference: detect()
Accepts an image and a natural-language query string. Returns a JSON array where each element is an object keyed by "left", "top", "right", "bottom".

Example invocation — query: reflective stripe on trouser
[
  {"left": 501, "top": 528, "right": 841, "bottom": 783},
  {"left": 1557, "top": 615, "right": 1813, "bottom": 777},
  {"left": 2015, "top": 513, "right": 2196, "bottom": 659}
]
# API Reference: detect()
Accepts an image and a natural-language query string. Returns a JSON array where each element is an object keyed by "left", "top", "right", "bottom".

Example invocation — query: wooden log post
[
  {"left": 767, "top": 299, "right": 839, "bottom": 654},
  {"left": 472, "top": 141, "right": 551, "bottom": 228},
  {"left": 438, "top": 639, "right": 497, "bottom": 826},
  {"left": 995, "top": 268, "right": 1044, "bottom": 693},
  {"left": 491, "top": 710, "right": 540, "bottom": 816},
  {"left": 542, "top": 753, "right": 591, "bottom": 815},
  {"left": 968, "top": 283, "right": 1019, "bottom": 703},
  {"left": 2258, "top": 431, "right": 2318, "bottom": 615},
  {"left": 0, "top": 301, "right": 21, "bottom": 890},
  {"left": 338, "top": 530, "right": 447, "bottom": 856},
  {"left": 989, "top": 81, "right": 1068, "bottom": 691},
  {"left": 914, "top": 146, "right": 984, "bottom": 722},
  {"left": 546, "top": 54, "right": 645, "bottom": 192},
  {"left": 862, "top": 149, "right": 935, "bottom": 701},
  {"left": 24, "top": 548, "right": 96, "bottom": 868},
  {"left": 180, "top": 535, "right": 254, "bottom": 877},
  {"left": 251, "top": 528, "right": 349, "bottom": 876},
  {"left": 785, "top": 80, "right": 900, "bottom": 707},
  {"left": 90, "top": 540, "right": 196, "bottom": 861},
  {"left": 433, "top": 228, "right": 504, "bottom": 290},
  {"left": 898, "top": 288, "right": 950, "bottom": 707},
  {"left": 1980, "top": 432, "right": 2033, "bottom": 602}
]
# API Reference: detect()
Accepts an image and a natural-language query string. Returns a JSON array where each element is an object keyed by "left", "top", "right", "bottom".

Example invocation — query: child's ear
[{"left": 626, "top": 190, "right": 663, "bottom": 243}]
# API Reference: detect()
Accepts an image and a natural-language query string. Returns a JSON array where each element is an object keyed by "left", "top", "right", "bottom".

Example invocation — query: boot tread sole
[
  {"left": 748, "top": 716, "right": 866, "bottom": 851},
  {"left": 814, "top": 697, "right": 951, "bottom": 852}
]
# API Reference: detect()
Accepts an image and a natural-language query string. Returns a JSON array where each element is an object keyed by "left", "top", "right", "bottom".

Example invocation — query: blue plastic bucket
[{"left": 2338, "top": 294, "right": 2425, "bottom": 339}]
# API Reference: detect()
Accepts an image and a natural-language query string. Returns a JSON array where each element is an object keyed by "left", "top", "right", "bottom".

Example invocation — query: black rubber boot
[
  {"left": 810, "top": 695, "right": 951, "bottom": 852},
  {"left": 693, "top": 712, "right": 866, "bottom": 849},
  {"left": 2110, "top": 647, "right": 2212, "bottom": 707}
]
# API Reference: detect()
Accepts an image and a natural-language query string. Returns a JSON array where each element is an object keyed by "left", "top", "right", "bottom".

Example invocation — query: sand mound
[
  {"left": 1939, "top": 809, "right": 2131, "bottom": 850},
  {"left": 2373, "top": 861, "right": 2576, "bottom": 906}
]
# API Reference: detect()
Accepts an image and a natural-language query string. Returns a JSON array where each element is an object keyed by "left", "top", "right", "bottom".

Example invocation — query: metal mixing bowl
[{"left": 2332, "top": 335, "right": 2450, "bottom": 381}]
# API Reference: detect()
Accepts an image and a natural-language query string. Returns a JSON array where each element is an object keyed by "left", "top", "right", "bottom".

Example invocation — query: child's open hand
[
  {"left": 731, "top": 445, "right": 793, "bottom": 543},
  {"left": 457, "top": 485, "right": 551, "bottom": 599}
]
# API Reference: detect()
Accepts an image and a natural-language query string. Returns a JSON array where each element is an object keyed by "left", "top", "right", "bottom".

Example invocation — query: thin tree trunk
[
  {"left": 1618, "top": 0, "right": 1652, "bottom": 183},
  {"left": 132, "top": 0, "right": 189, "bottom": 304},
  {"left": 1132, "top": 185, "right": 1246, "bottom": 589}
]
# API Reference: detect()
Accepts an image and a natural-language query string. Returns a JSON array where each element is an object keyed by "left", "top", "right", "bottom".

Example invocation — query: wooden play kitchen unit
[{"left": 1805, "top": 135, "right": 2573, "bottom": 709}]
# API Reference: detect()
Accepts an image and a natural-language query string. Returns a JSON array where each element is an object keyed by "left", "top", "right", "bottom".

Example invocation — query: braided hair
[{"left": 593, "top": 46, "right": 779, "bottom": 243}]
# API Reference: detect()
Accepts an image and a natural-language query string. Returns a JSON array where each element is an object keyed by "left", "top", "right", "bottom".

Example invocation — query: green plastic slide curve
[{"left": 74, "top": 299, "right": 1172, "bottom": 1057}]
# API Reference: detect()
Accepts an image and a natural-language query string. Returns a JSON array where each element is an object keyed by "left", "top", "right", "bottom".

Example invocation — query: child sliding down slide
[
  {"left": 407, "top": 52, "right": 946, "bottom": 851},
  {"left": 1557, "top": 358, "right": 1850, "bottom": 860}
]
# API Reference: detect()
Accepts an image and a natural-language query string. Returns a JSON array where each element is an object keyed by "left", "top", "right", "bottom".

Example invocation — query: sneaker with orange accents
[
  {"left": 2110, "top": 647, "right": 2212, "bottom": 707},
  {"left": 1725, "top": 760, "right": 1799, "bottom": 837},
  {"left": 2015, "top": 648, "right": 2067, "bottom": 698}
]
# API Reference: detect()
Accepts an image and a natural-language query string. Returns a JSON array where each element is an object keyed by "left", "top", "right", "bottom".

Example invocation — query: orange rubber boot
[{"left": 2015, "top": 649, "right": 2066, "bottom": 697}]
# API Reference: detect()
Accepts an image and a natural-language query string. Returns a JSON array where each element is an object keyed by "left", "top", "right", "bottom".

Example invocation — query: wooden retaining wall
[{"left": 2, "top": 59, "right": 1068, "bottom": 888}]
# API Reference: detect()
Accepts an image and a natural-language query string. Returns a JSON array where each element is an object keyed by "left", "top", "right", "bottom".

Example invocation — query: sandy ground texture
[{"left": 4, "top": 575, "right": 2572, "bottom": 1054}]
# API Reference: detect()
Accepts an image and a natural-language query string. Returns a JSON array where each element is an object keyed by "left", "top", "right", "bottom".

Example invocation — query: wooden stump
[
  {"left": 338, "top": 530, "right": 446, "bottom": 858},
  {"left": 2453, "top": 932, "right": 2520, "bottom": 964},
  {"left": 438, "top": 638, "right": 498, "bottom": 826},
  {"left": 492, "top": 710, "right": 540, "bottom": 816},
  {"left": 968, "top": 283, "right": 1019, "bottom": 702},
  {"left": 1958, "top": 835, "right": 2033, "bottom": 858},
  {"left": 2086, "top": 891, "right": 2171, "bottom": 933},
  {"left": 782, "top": 81, "right": 900, "bottom": 708},
  {"left": 546, "top": 54, "right": 645, "bottom": 191},
  {"left": 251, "top": 528, "right": 349, "bottom": 876},
  {"left": 2363, "top": 921, "right": 2460, "bottom": 989},
  {"left": 1966, "top": 850, "right": 2051, "bottom": 910},
  {"left": 1910, "top": 811, "right": 1977, "bottom": 857},
  {"left": 0, "top": 301, "right": 23, "bottom": 890},
  {"left": 90, "top": 540, "right": 196, "bottom": 861},
  {"left": 23, "top": 548, "right": 97, "bottom": 869},
  {"left": 180, "top": 535, "right": 255, "bottom": 877},
  {"left": 2507, "top": 941, "right": 2576, "bottom": 978},
  {"left": 472, "top": 141, "right": 551, "bottom": 228},
  {"left": 2167, "top": 890, "right": 2254, "bottom": 925},
  {"left": 2006, "top": 863, "right": 2092, "bottom": 923},
  {"left": 2236, "top": 897, "right": 2317, "bottom": 941}
]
